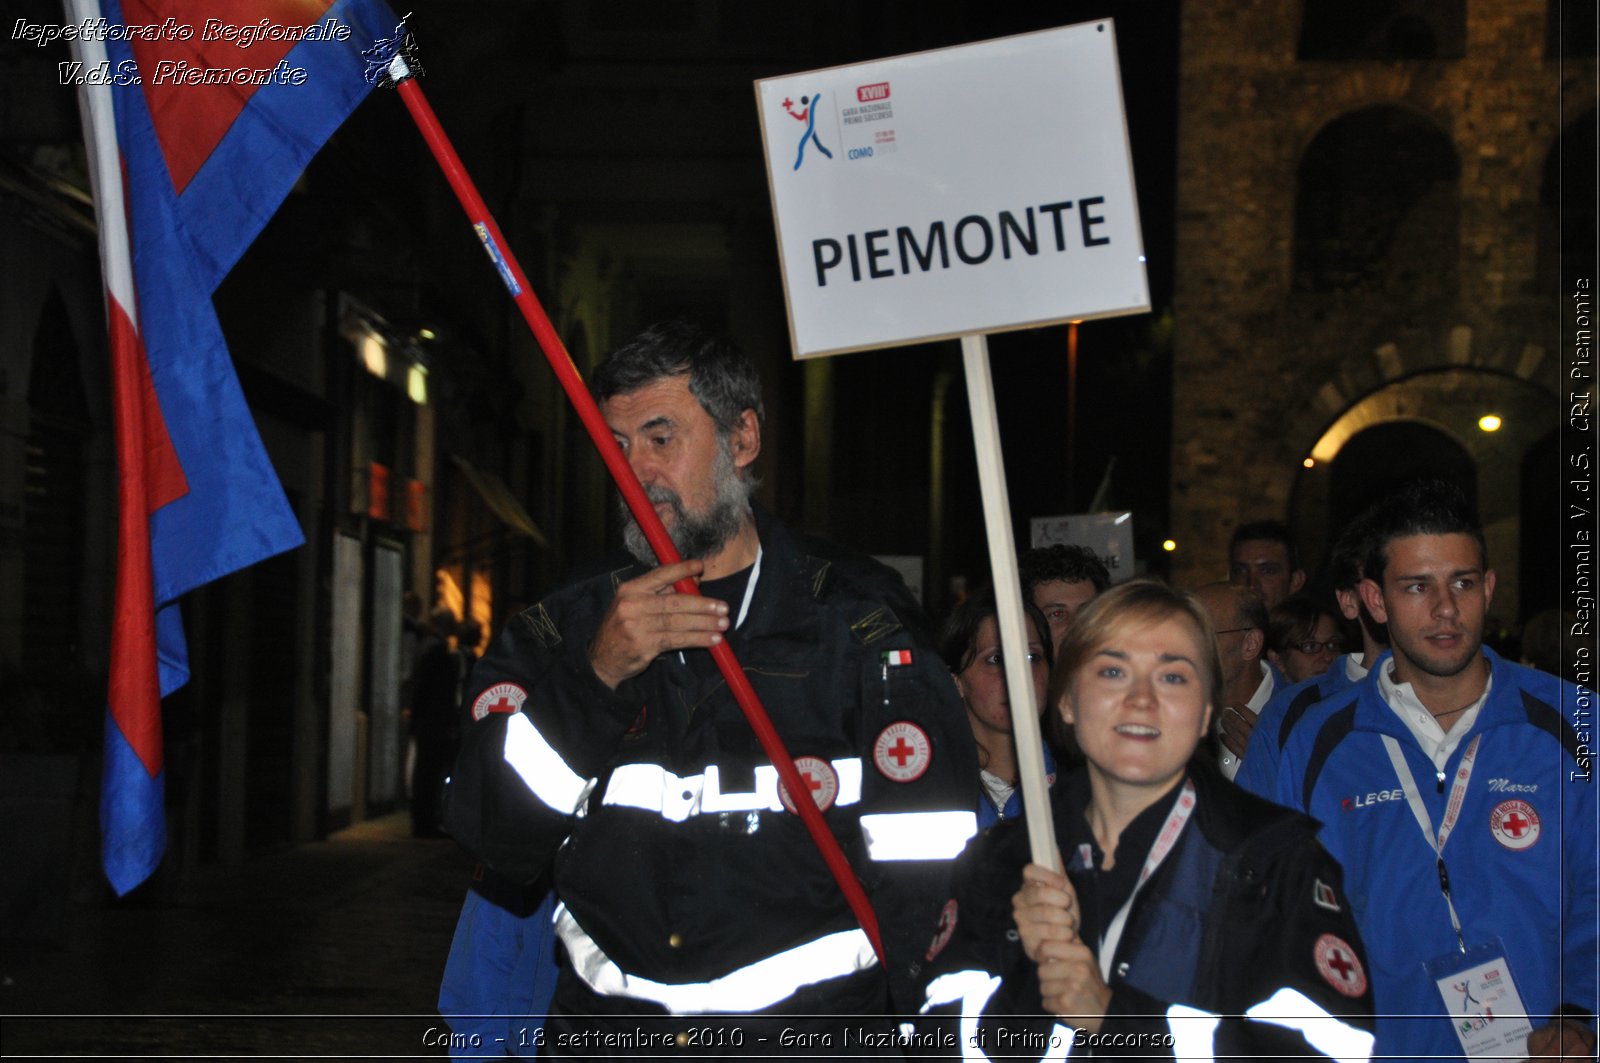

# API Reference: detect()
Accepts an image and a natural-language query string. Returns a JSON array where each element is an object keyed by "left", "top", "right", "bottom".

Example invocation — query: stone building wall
[{"left": 1170, "top": 0, "right": 1590, "bottom": 588}]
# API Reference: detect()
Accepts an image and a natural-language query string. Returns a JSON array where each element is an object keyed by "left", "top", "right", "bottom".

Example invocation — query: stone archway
[
  {"left": 1328, "top": 420, "right": 1477, "bottom": 521},
  {"left": 1166, "top": 1, "right": 1580, "bottom": 589},
  {"left": 1293, "top": 104, "right": 1461, "bottom": 295},
  {"left": 1289, "top": 367, "right": 1556, "bottom": 627}
]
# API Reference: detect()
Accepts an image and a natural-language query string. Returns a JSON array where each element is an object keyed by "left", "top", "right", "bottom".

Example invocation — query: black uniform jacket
[
  {"left": 918, "top": 763, "right": 1377, "bottom": 1060},
  {"left": 445, "top": 505, "right": 979, "bottom": 1022}
]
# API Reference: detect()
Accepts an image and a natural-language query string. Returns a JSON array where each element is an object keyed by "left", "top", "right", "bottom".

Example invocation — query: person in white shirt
[{"left": 1192, "top": 581, "right": 1272, "bottom": 781}]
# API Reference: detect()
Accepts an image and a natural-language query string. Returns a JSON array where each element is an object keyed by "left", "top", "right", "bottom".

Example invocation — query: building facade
[{"left": 1170, "top": 0, "right": 1595, "bottom": 628}]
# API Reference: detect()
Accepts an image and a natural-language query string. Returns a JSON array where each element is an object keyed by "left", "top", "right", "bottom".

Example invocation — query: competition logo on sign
[
  {"left": 780, "top": 92, "right": 833, "bottom": 170},
  {"left": 471, "top": 682, "right": 526, "bottom": 722},
  {"left": 1489, "top": 799, "right": 1541, "bottom": 850},
  {"left": 873, "top": 721, "right": 932, "bottom": 782},
  {"left": 1313, "top": 933, "right": 1368, "bottom": 998},
  {"left": 779, "top": 756, "right": 840, "bottom": 813}
]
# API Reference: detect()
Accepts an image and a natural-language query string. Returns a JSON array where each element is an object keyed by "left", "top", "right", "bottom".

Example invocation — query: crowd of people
[{"left": 426, "top": 321, "right": 1593, "bottom": 1061}]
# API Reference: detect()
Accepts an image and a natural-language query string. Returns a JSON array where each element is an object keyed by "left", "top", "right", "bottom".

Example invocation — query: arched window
[
  {"left": 1299, "top": 0, "right": 1465, "bottom": 61},
  {"left": 1538, "top": 112, "right": 1597, "bottom": 292},
  {"left": 1293, "top": 106, "right": 1460, "bottom": 294},
  {"left": 1329, "top": 421, "right": 1476, "bottom": 524}
]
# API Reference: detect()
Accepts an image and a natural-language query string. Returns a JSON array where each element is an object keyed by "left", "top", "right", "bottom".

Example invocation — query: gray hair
[{"left": 592, "top": 321, "right": 764, "bottom": 435}]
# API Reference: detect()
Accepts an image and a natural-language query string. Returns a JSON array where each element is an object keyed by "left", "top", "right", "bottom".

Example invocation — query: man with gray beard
[{"left": 446, "top": 321, "right": 979, "bottom": 1054}]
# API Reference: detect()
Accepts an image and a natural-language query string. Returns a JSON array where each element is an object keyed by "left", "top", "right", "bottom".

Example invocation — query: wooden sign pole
[{"left": 960, "top": 333, "right": 1059, "bottom": 870}]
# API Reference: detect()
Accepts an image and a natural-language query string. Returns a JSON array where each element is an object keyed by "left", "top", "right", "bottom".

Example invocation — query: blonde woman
[{"left": 919, "top": 580, "right": 1375, "bottom": 1060}]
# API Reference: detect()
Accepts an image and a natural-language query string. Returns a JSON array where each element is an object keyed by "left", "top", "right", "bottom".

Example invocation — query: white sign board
[
  {"left": 1030, "top": 511, "right": 1136, "bottom": 581},
  {"left": 756, "top": 21, "right": 1149, "bottom": 359},
  {"left": 873, "top": 554, "right": 925, "bottom": 605}
]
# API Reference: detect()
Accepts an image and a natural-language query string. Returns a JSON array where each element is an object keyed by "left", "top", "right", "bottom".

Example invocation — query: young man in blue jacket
[
  {"left": 1237, "top": 511, "right": 1388, "bottom": 800},
  {"left": 1275, "top": 480, "right": 1596, "bottom": 1061}
]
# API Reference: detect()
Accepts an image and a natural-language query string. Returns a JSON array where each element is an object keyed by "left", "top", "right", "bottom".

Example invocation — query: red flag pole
[{"left": 374, "top": 45, "right": 884, "bottom": 962}]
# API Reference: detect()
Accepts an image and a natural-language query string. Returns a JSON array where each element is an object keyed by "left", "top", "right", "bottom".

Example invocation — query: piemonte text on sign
[{"left": 755, "top": 20, "right": 1149, "bottom": 358}]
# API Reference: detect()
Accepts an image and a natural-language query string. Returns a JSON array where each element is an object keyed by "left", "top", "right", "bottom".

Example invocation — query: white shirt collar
[
  {"left": 979, "top": 770, "right": 1015, "bottom": 814},
  {"left": 1344, "top": 652, "right": 1368, "bottom": 683},
  {"left": 1247, "top": 660, "right": 1274, "bottom": 712},
  {"left": 733, "top": 544, "right": 763, "bottom": 629},
  {"left": 1216, "top": 663, "right": 1273, "bottom": 782},
  {"left": 1378, "top": 661, "right": 1491, "bottom": 772}
]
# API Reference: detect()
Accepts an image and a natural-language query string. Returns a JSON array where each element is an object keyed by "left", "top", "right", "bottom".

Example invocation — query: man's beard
[{"left": 620, "top": 439, "right": 752, "bottom": 564}]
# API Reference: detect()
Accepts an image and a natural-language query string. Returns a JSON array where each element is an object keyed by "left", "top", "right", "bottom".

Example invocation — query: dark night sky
[
  {"left": 307, "top": 0, "right": 1188, "bottom": 595},
  {"left": 754, "top": 2, "right": 1185, "bottom": 588},
  {"left": 180, "top": 1, "right": 1186, "bottom": 602}
]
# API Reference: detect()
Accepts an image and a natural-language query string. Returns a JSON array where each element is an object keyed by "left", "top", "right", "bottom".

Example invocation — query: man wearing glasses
[{"left": 1193, "top": 581, "right": 1275, "bottom": 781}]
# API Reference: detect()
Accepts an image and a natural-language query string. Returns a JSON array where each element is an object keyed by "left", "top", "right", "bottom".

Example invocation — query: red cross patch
[
  {"left": 1489, "top": 799, "right": 1540, "bottom": 851},
  {"left": 779, "top": 756, "right": 839, "bottom": 814},
  {"left": 873, "top": 721, "right": 932, "bottom": 783},
  {"left": 1313, "top": 933, "right": 1368, "bottom": 998},
  {"left": 471, "top": 682, "right": 527, "bottom": 722}
]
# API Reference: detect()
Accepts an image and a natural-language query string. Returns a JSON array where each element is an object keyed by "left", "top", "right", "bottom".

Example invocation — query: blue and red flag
[{"left": 68, "top": 0, "right": 394, "bottom": 895}]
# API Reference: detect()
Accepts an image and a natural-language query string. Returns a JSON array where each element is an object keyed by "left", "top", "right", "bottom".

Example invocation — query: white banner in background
[{"left": 1030, "top": 511, "right": 1136, "bottom": 582}]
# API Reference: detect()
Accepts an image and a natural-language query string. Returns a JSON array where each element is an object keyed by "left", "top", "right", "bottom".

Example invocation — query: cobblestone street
[{"left": 2, "top": 813, "right": 477, "bottom": 1059}]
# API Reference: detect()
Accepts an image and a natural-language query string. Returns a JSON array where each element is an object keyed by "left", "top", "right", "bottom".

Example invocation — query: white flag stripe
[{"left": 65, "top": 0, "right": 137, "bottom": 323}]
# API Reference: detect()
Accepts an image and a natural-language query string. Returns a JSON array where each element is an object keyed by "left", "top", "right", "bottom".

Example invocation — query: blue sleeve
[
  {"left": 1561, "top": 733, "right": 1599, "bottom": 1025},
  {"left": 439, "top": 889, "right": 561, "bottom": 1055},
  {"left": 1273, "top": 723, "right": 1312, "bottom": 814},
  {"left": 1236, "top": 697, "right": 1290, "bottom": 799}
]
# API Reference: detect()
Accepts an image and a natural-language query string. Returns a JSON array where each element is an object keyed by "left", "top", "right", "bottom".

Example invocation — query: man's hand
[
  {"left": 1218, "top": 703, "right": 1257, "bottom": 759},
  {"left": 1013, "top": 860, "right": 1079, "bottom": 962},
  {"left": 588, "top": 560, "right": 730, "bottom": 689},
  {"left": 1036, "top": 936, "right": 1112, "bottom": 1034},
  {"left": 1524, "top": 1018, "right": 1597, "bottom": 1061}
]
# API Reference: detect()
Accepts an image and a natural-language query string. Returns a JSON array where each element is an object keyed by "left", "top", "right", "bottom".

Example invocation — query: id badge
[{"left": 1424, "top": 939, "right": 1533, "bottom": 1060}]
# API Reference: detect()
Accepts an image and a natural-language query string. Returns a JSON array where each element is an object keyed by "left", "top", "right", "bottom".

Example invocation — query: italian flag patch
[{"left": 882, "top": 649, "right": 913, "bottom": 666}]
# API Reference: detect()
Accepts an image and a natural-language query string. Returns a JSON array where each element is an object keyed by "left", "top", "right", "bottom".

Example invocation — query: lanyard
[
  {"left": 677, "top": 546, "right": 763, "bottom": 667},
  {"left": 1382, "top": 732, "right": 1481, "bottom": 953},
  {"left": 734, "top": 546, "right": 762, "bottom": 629},
  {"left": 1097, "top": 779, "right": 1198, "bottom": 981}
]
